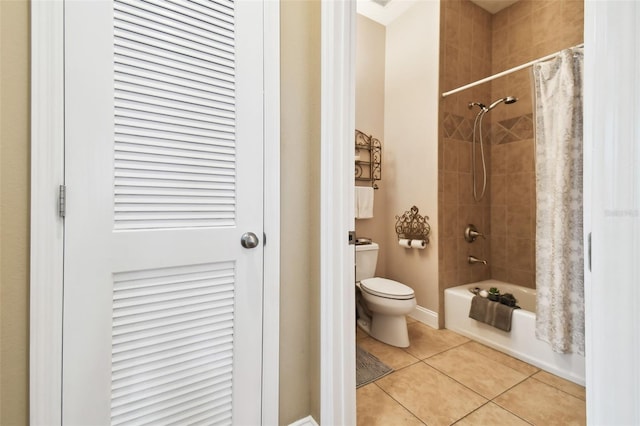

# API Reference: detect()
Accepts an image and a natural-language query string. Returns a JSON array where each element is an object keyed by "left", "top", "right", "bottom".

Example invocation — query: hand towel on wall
[{"left": 355, "top": 186, "right": 374, "bottom": 219}]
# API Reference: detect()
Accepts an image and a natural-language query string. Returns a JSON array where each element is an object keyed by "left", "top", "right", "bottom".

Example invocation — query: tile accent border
[
  {"left": 493, "top": 113, "right": 534, "bottom": 144},
  {"left": 443, "top": 112, "right": 475, "bottom": 142},
  {"left": 443, "top": 112, "right": 534, "bottom": 144}
]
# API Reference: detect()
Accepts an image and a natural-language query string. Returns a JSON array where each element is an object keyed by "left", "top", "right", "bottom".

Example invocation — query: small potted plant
[{"left": 488, "top": 287, "right": 500, "bottom": 302}]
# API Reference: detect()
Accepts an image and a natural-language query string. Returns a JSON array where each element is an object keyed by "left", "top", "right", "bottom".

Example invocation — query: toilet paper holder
[{"left": 394, "top": 205, "right": 431, "bottom": 244}]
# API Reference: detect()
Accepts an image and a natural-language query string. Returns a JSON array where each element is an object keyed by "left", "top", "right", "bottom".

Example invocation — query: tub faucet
[{"left": 468, "top": 255, "right": 487, "bottom": 265}]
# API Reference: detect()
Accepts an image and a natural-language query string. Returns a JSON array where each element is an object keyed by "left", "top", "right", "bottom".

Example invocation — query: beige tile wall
[
  {"left": 439, "top": 0, "right": 584, "bottom": 305},
  {"left": 439, "top": 0, "right": 493, "bottom": 325},
  {"left": 489, "top": 0, "right": 583, "bottom": 288}
]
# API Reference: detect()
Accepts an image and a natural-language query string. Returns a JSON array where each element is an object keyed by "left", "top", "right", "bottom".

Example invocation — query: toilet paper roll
[
  {"left": 398, "top": 238, "right": 412, "bottom": 248},
  {"left": 398, "top": 239, "right": 427, "bottom": 249},
  {"left": 411, "top": 239, "right": 427, "bottom": 249}
]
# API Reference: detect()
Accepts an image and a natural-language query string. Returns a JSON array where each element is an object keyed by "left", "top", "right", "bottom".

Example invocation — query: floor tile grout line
[
  {"left": 450, "top": 401, "right": 535, "bottom": 426},
  {"left": 458, "top": 341, "right": 544, "bottom": 377},
  {"left": 404, "top": 338, "right": 471, "bottom": 362},
  {"left": 490, "top": 397, "right": 536, "bottom": 425},
  {"left": 486, "top": 369, "right": 539, "bottom": 402},
  {"left": 417, "top": 359, "right": 493, "bottom": 403},
  {"left": 372, "top": 381, "right": 427, "bottom": 426},
  {"left": 357, "top": 327, "right": 586, "bottom": 426},
  {"left": 529, "top": 375, "right": 587, "bottom": 402},
  {"left": 373, "top": 359, "right": 489, "bottom": 426},
  {"left": 489, "top": 375, "right": 577, "bottom": 426},
  {"left": 379, "top": 357, "right": 422, "bottom": 375}
]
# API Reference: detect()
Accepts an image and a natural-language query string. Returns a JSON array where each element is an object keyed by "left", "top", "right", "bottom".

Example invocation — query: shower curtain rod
[{"left": 441, "top": 43, "right": 584, "bottom": 98}]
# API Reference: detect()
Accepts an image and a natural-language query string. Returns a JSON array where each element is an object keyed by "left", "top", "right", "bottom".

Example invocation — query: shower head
[{"left": 486, "top": 96, "right": 518, "bottom": 111}]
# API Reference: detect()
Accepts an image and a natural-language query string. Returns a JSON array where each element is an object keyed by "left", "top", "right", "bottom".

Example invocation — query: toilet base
[
  {"left": 357, "top": 311, "right": 411, "bottom": 348},
  {"left": 355, "top": 283, "right": 414, "bottom": 348},
  {"left": 370, "top": 313, "right": 410, "bottom": 348}
]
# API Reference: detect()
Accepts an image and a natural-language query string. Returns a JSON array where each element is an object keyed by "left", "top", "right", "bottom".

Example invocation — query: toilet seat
[{"left": 360, "top": 277, "right": 415, "bottom": 300}]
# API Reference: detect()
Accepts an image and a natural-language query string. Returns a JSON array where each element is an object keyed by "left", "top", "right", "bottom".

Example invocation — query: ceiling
[
  {"left": 358, "top": 0, "right": 519, "bottom": 26},
  {"left": 469, "top": 0, "right": 519, "bottom": 14}
]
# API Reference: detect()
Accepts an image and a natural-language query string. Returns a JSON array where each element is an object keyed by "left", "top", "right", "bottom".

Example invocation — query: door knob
[{"left": 241, "top": 232, "right": 259, "bottom": 249}]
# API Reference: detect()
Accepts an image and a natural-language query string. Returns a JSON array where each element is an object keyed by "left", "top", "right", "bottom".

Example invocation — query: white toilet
[{"left": 355, "top": 242, "right": 416, "bottom": 348}]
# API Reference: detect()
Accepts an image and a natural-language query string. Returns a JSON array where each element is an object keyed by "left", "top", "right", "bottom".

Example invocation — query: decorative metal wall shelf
[
  {"left": 355, "top": 130, "right": 382, "bottom": 189},
  {"left": 395, "top": 205, "right": 431, "bottom": 243}
]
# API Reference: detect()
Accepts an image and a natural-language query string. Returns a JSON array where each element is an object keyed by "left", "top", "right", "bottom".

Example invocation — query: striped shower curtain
[{"left": 532, "top": 47, "right": 585, "bottom": 355}]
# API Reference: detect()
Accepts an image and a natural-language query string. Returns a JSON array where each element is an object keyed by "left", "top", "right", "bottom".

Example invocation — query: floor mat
[{"left": 356, "top": 345, "right": 393, "bottom": 388}]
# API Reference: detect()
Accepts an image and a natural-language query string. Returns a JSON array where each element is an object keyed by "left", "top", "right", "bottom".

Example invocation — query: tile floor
[{"left": 357, "top": 319, "right": 586, "bottom": 426}]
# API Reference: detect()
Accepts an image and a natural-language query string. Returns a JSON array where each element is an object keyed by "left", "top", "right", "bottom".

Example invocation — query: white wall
[
  {"left": 384, "top": 1, "right": 440, "bottom": 312},
  {"left": 279, "top": 1, "right": 321, "bottom": 423}
]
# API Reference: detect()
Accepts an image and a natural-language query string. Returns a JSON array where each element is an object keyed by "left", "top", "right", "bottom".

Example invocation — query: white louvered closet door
[{"left": 63, "top": 1, "right": 264, "bottom": 424}]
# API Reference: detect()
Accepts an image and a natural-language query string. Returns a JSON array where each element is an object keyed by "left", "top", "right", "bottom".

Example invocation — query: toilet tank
[{"left": 355, "top": 242, "right": 379, "bottom": 282}]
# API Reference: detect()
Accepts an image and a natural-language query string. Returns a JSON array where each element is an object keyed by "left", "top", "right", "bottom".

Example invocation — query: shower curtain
[{"left": 532, "top": 47, "right": 584, "bottom": 355}]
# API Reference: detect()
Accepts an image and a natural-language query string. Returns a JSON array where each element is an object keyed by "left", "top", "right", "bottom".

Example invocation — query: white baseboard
[
  {"left": 289, "top": 415, "right": 319, "bottom": 426},
  {"left": 409, "top": 305, "right": 438, "bottom": 329}
]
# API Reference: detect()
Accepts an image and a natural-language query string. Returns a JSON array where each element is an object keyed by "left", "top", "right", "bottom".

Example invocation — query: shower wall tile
[
  {"left": 443, "top": 116, "right": 458, "bottom": 138},
  {"left": 442, "top": 114, "right": 481, "bottom": 143},
  {"left": 506, "top": 139, "right": 535, "bottom": 172},
  {"left": 458, "top": 173, "right": 473, "bottom": 205},
  {"left": 490, "top": 235, "right": 507, "bottom": 268},
  {"left": 458, "top": 141, "right": 472, "bottom": 173},
  {"left": 507, "top": 69, "right": 530, "bottom": 96},
  {"left": 507, "top": 204, "right": 533, "bottom": 238},
  {"left": 442, "top": 236, "right": 459, "bottom": 271},
  {"left": 491, "top": 144, "right": 507, "bottom": 174},
  {"left": 444, "top": 44, "right": 461, "bottom": 88},
  {"left": 458, "top": 120, "right": 473, "bottom": 141},
  {"left": 508, "top": 17, "right": 532, "bottom": 57},
  {"left": 563, "top": 1, "right": 584, "bottom": 45},
  {"left": 506, "top": 238, "right": 533, "bottom": 271},
  {"left": 444, "top": 140, "right": 458, "bottom": 171},
  {"left": 460, "top": 14, "right": 473, "bottom": 50},
  {"left": 492, "top": 0, "right": 584, "bottom": 120},
  {"left": 443, "top": 0, "right": 461, "bottom": 14},
  {"left": 508, "top": 0, "right": 532, "bottom": 24},
  {"left": 506, "top": 172, "right": 532, "bottom": 207},
  {"left": 490, "top": 175, "right": 506, "bottom": 205},
  {"left": 457, "top": 204, "right": 487, "bottom": 236},
  {"left": 444, "top": 9, "right": 460, "bottom": 47},
  {"left": 483, "top": 208, "right": 492, "bottom": 239},
  {"left": 440, "top": 0, "right": 495, "bottom": 312},
  {"left": 490, "top": 205, "right": 507, "bottom": 236},
  {"left": 443, "top": 172, "right": 460, "bottom": 206},
  {"left": 491, "top": 13, "right": 508, "bottom": 72},
  {"left": 509, "top": 268, "right": 535, "bottom": 288},
  {"left": 442, "top": 266, "right": 460, "bottom": 287},
  {"left": 492, "top": 266, "right": 508, "bottom": 283},
  {"left": 442, "top": 205, "right": 458, "bottom": 239},
  {"left": 490, "top": 145, "right": 536, "bottom": 288},
  {"left": 509, "top": 118, "right": 534, "bottom": 143},
  {"left": 492, "top": 6, "right": 508, "bottom": 29}
]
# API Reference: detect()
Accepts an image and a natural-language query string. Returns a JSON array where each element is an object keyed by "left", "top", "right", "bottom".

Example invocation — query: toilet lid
[{"left": 360, "top": 277, "right": 415, "bottom": 300}]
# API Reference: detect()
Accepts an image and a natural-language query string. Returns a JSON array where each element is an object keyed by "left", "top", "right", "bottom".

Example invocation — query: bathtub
[{"left": 444, "top": 279, "right": 585, "bottom": 385}]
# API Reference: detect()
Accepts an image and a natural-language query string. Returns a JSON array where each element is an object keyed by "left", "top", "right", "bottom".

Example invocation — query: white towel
[{"left": 355, "top": 186, "right": 374, "bottom": 219}]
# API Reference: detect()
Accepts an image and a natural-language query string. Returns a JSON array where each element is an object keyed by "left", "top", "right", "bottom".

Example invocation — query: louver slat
[
  {"left": 114, "top": 0, "right": 236, "bottom": 230},
  {"left": 111, "top": 262, "right": 235, "bottom": 425}
]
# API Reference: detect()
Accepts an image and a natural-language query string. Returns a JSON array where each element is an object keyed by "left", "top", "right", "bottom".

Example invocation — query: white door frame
[
  {"left": 583, "top": 1, "right": 640, "bottom": 424},
  {"left": 320, "top": 1, "right": 356, "bottom": 424},
  {"left": 322, "top": 0, "right": 640, "bottom": 424},
  {"left": 29, "top": 2, "right": 280, "bottom": 424}
]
